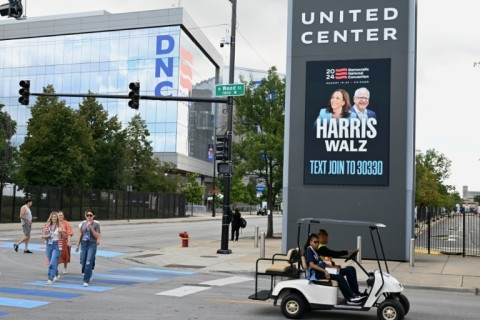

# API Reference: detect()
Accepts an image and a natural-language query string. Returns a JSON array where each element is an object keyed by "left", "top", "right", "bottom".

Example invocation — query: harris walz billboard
[{"left": 304, "top": 58, "right": 390, "bottom": 186}]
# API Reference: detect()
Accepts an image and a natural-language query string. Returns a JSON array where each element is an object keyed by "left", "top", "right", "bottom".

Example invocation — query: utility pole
[{"left": 217, "top": 0, "right": 237, "bottom": 254}]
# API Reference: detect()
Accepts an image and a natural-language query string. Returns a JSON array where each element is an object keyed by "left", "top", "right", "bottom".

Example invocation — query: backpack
[{"left": 240, "top": 218, "right": 247, "bottom": 229}]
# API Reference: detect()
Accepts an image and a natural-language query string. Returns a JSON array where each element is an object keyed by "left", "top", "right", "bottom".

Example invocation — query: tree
[
  {"left": 0, "top": 103, "right": 17, "bottom": 183},
  {"left": 233, "top": 67, "right": 285, "bottom": 237},
  {"left": 123, "top": 114, "right": 157, "bottom": 192},
  {"left": 181, "top": 173, "right": 205, "bottom": 214},
  {"left": 415, "top": 149, "right": 460, "bottom": 209},
  {"left": 474, "top": 195, "right": 480, "bottom": 203},
  {"left": 16, "top": 85, "right": 94, "bottom": 187},
  {"left": 77, "top": 95, "right": 127, "bottom": 189}
]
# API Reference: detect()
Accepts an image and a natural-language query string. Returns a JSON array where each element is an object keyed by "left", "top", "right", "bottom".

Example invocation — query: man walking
[{"left": 14, "top": 198, "right": 34, "bottom": 253}]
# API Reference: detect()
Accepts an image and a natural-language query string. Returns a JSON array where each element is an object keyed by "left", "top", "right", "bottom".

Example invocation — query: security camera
[{"left": 220, "top": 36, "right": 230, "bottom": 48}]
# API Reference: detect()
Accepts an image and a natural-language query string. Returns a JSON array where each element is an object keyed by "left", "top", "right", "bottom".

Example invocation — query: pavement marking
[
  {"left": 1, "top": 242, "right": 124, "bottom": 257},
  {"left": 155, "top": 276, "right": 254, "bottom": 298},
  {"left": 200, "top": 276, "right": 253, "bottom": 287},
  {"left": 108, "top": 269, "right": 179, "bottom": 278},
  {"left": 155, "top": 285, "right": 211, "bottom": 297},
  {"left": 206, "top": 298, "right": 271, "bottom": 305},
  {"left": 90, "top": 273, "right": 158, "bottom": 282},
  {"left": 0, "top": 287, "right": 81, "bottom": 299},
  {"left": 130, "top": 267, "right": 196, "bottom": 275},
  {"left": 59, "top": 276, "right": 139, "bottom": 286},
  {"left": 0, "top": 297, "right": 49, "bottom": 308},
  {"left": 25, "top": 281, "right": 113, "bottom": 292},
  {"left": 0, "top": 311, "right": 7, "bottom": 316}
]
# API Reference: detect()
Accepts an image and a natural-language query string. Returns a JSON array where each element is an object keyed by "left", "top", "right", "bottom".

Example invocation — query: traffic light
[
  {"left": 215, "top": 134, "right": 230, "bottom": 161},
  {"left": 18, "top": 80, "right": 30, "bottom": 106},
  {"left": 0, "top": 0, "right": 23, "bottom": 19},
  {"left": 128, "top": 82, "right": 140, "bottom": 109}
]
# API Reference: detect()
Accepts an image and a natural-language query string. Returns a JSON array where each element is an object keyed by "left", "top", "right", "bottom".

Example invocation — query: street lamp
[{"left": 217, "top": 0, "right": 237, "bottom": 254}]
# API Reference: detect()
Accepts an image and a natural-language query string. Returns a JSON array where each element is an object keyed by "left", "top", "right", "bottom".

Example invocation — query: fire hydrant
[{"left": 179, "top": 231, "right": 189, "bottom": 247}]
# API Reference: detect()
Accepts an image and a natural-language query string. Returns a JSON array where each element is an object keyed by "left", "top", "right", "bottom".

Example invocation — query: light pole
[{"left": 217, "top": 0, "right": 237, "bottom": 254}]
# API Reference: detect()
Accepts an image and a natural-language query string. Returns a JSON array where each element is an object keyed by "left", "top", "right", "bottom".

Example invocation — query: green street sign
[{"left": 215, "top": 83, "right": 245, "bottom": 97}]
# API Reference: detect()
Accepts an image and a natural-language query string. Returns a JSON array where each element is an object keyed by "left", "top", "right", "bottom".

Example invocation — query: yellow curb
[{"left": 415, "top": 249, "right": 442, "bottom": 255}]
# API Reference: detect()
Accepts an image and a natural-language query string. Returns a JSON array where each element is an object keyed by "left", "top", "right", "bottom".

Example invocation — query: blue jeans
[
  {"left": 80, "top": 241, "right": 97, "bottom": 283},
  {"left": 46, "top": 241, "right": 60, "bottom": 281}
]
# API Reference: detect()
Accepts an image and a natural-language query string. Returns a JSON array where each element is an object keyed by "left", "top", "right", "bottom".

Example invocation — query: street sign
[{"left": 215, "top": 83, "right": 245, "bottom": 97}]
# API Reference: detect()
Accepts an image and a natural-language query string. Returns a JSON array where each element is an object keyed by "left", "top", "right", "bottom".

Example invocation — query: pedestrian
[
  {"left": 13, "top": 198, "right": 34, "bottom": 254},
  {"left": 41, "top": 211, "right": 66, "bottom": 284},
  {"left": 231, "top": 208, "right": 242, "bottom": 241},
  {"left": 75, "top": 209, "right": 101, "bottom": 287},
  {"left": 58, "top": 211, "right": 73, "bottom": 274}
]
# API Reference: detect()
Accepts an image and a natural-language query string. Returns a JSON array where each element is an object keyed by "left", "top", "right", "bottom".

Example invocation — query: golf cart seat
[
  {"left": 300, "top": 256, "right": 338, "bottom": 287},
  {"left": 263, "top": 247, "right": 301, "bottom": 275},
  {"left": 249, "top": 247, "right": 302, "bottom": 301}
]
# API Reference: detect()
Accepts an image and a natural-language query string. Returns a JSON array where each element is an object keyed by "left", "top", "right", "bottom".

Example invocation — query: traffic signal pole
[{"left": 217, "top": 0, "right": 237, "bottom": 254}]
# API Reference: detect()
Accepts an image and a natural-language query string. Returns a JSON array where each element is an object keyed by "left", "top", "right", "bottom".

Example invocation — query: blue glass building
[{"left": 0, "top": 8, "right": 223, "bottom": 180}]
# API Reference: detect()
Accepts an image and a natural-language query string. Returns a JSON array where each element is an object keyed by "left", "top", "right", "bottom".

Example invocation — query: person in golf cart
[
  {"left": 317, "top": 229, "right": 367, "bottom": 299},
  {"left": 304, "top": 233, "right": 365, "bottom": 305}
]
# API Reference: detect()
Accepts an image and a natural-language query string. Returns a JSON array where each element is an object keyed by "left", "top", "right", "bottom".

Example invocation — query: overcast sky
[{"left": 22, "top": 0, "right": 480, "bottom": 194}]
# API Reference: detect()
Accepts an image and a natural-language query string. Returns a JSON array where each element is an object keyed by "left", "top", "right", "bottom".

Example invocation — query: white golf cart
[{"left": 249, "top": 218, "right": 410, "bottom": 320}]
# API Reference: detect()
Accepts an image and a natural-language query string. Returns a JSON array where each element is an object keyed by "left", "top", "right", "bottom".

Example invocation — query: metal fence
[
  {"left": 415, "top": 206, "right": 480, "bottom": 256},
  {"left": 0, "top": 183, "right": 186, "bottom": 223}
]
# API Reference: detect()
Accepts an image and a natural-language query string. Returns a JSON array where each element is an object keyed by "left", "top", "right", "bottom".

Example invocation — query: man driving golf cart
[{"left": 305, "top": 231, "right": 366, "bottom": 305}]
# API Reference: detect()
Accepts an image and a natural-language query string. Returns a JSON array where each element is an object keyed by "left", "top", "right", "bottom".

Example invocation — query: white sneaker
[
  {"left": 46, "top": 280, "right": 53, "bottom": 285},
  {"left": 83, "top": 282, "right": 89, "bottom": 287},
  {"left": 62, "top": 268, "right": 68, "bottom": 274},
  {"left": 53, "top": 275, "right": 60, "bottom": 282}
]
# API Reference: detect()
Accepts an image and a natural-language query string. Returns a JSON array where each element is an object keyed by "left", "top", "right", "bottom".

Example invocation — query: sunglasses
[{"left": 86, "top": 214, "right": 93, "bottom": 217}]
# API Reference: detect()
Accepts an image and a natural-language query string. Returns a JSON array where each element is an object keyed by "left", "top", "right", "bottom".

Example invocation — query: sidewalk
[
  {"left": 131, "top": 232, "right": 480, "bottom": 293},
  {"left": 2, "top": 214, "right": 480, "bottom": 293}
]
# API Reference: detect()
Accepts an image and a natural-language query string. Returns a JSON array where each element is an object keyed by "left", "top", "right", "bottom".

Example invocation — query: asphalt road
[{"left": 2, "top": 217, "right": 479, "bottom": 320}]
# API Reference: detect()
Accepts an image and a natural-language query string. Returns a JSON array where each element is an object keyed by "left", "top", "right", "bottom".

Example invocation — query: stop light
[
  {"left": 215, "top": 134, "right": 230, "bottom": 161},
  {"left": 18, "top": 80, "right": 30, "bottom": 106},
  {"left": 0, "top": 0, "right": 23, "bottom": 19},
  {"left": 128, "top": 82, "right": 140, "bottom": 109}
]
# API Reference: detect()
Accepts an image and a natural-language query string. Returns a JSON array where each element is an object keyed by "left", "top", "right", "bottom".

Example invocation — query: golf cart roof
[{"left": 296, "top": 218, "right": 386, "bottom": 228}]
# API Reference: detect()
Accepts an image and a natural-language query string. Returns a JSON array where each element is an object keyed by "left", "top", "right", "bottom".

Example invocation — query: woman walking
[
  {"left": 41, "top": 212, "right": 65, "bottom": 284},
  {"left": 58, "top": 211, "right": 73, "bottom": 274},
  {"left": 76, "top": 209, "right": 101, "bottom": 287}
]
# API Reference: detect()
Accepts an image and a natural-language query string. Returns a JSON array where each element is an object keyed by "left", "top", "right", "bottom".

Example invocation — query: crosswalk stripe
[
  {"left": 59, "top": 276, "right": 139, "bottom": 286},
  {"left": 108, "top": 270, "right": 178, "bottom": 278},
  {"left": 1, "top": 242, "right": 124, "bottom": 257},
  {"left": 200, "top": 276, "right": 253, "bottom": 286},
  {"left": 0, "top": 287, "right": 81, "bottom": 299},
  {"left": 25, "top": 281, "right": 113, "bottom": 292},
  {"left": 0, "top": 297, "right": 49, "bottom": 308},
  {"left": 130, "top": 267, "right": 196, "bottom": 275},
  {"left": 90, "top": 273, "right": 158, "bottom": 281},
  {"left": 155, "top": 286, "right": 211, "bottom": 297}
]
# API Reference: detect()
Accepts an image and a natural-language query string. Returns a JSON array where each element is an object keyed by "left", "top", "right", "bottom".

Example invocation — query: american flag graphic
[
  {"left": 335, "top": 68, "right": 348, "bottom": 80},
  {"left": 180, "top": 47, "right": 193, "bottom": 93}
]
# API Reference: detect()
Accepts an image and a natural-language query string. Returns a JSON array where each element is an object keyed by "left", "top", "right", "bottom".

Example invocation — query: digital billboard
[{"left": 304, "top": 58, "right": 390, "bottom": 186}]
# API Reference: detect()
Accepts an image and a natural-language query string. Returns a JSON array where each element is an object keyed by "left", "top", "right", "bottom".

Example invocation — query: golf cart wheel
[
  {"left": 398, "top": 294, "right": 410, "bottom": 315},
  {"left": 281, "top": 293, "right": 306, "bottom": 319},
  {"left": 377, "top": 299, "right": 405, "bottom": 320}
]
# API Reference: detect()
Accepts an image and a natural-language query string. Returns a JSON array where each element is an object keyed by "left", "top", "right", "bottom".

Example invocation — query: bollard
[
  {"left": 356, "top": 236, "right": 362, "bottom": 264},
  {"left": 409, "top": 238, "right": 415, "bottom": 267},
  {"left": 260, "top": 232, "right": 265, "bottom": 258},
  {"left": 254, "top": 226, "right": 259, "bottom": 248}
]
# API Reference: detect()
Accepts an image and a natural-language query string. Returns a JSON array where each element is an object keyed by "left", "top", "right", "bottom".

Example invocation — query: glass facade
[{"left": 0, "top": 26, "right": 217, "bottom": 162}]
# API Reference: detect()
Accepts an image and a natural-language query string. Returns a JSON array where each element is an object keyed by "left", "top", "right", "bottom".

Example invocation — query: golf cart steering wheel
[{"left": 344, "top": 249, "right": 359, "bottom": 262}]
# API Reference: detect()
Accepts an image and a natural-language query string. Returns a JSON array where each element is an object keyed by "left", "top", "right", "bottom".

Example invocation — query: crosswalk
[{"left": 0, "top": 266, "right": 253, "bottom": 317}]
